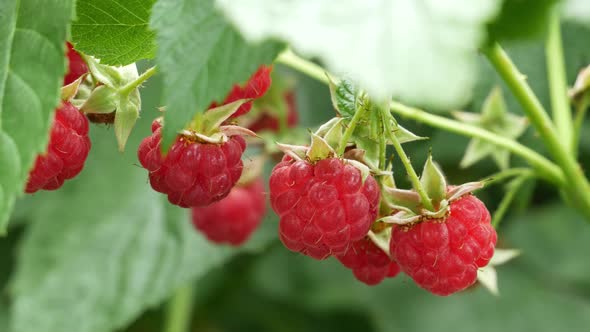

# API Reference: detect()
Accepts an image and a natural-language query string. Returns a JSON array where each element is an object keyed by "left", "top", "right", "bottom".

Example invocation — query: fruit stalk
[
  {"left": 484, "top": 42, "right": 590, "bottom": 220},
  {"left": 119, "top": 66, "right": 157, "bottom": 96},
  {"left": 337, "top": 100, "right": 369, "bottom": 155},
  {"left": 164, "top": 284, "right": 194, "bottom": 332},
  {"left": 380, "top": 105, "right": 434, "bottom": 211}
]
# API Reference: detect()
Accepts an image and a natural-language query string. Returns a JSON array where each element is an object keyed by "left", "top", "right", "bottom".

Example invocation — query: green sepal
[
  {"left": 323, "top": 118, "right": 345, "bottom": 149},
  {"left": 61, "top": 76, "right": 84, "bottom": 101},
  {"left": 367, "top": 229, "right": 392, "bottom": 257},
  {"left": 454, "top": 87, "right": 528, "bottom": 170},
  {"left": 307, "top": 133, "right": 335, "bottom": 162},
  {"left": 393, "top": 124, "right": 427, "bottom": 144},
  {"left": 114, "top": 89, "right": 141, "bottom": 151},
  {"left": 420, "top": 155, "right": 447, "bottom": 205},
  {"left": 80, "top": 85, "right": 118, "bottom": 114},
  {"left": 383, "top": 187, "right": 422, "bottom": 213},
  {"left": 200, "top": 99, "right": 250, "bottom": 135},
  {"left": 569, "top": 65, "right": 590, "bottom": 102},
  {"left": 83, "top": 55, "right": 139, "bottom": 88}
]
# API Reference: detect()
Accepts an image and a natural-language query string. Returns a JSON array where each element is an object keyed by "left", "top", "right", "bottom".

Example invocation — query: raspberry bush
[{"left": 3, "top": 1, "right": 590, "bottom": 332}]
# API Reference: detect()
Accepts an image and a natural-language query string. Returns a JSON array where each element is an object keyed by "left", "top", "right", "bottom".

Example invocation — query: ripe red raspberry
[
  {"left": 389, "top": 194, "right": 496, "bottom": 296},
  {"left": 210, "top": 65, "right": 272, "bottom": 118},
  {"left": 269, "top": 157, "right": 380, "bottom": 259},
  {"left": 191, "top": 178, "right": 266, "bottom": 246},
  {"left": 26, "top": 102, "right": 91, "bottom": 193},
  {"left": 63, "top": 42, "right": 88, "bottom": 85},
  {"left": 337, "top": 237, "right": 401, "bottom": 285},
  {"left": 137, "top": 120, "right": 246, "bottom": 208},
  {"left": 248, "top": 91, "right": 298, "bottom": 133}
]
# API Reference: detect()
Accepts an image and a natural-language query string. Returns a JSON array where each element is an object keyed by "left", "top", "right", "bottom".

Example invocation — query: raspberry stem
[
  {"left": 277, "top": 49, "right": 330, "bottom": 85},
  {"left": 484, "top": 42, "right": 590, "bottom": 220},
  {"left": 380, "top": 105, "right": 435, "bottom": 211},
  {"left": 573, "top": 94, "right": 589, "bottom": 156},
  {"left": 164, "top": 284, "right": 194, "bottom": 332},
  {"left": 337, "top": 101, "right": 369, "bottom": 155},
  {"left": 119, "top": 66, "right": 157, "bottom": 96},
  {"left": 389, "top": 101, "right": 564, "bottom": 185},
  {"left": 545, "top": 9, "right": 573, "bottom": 152}
]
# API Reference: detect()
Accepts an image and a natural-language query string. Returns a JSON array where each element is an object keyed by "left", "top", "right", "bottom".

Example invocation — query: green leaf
[
  {"left": 10, "top": 124, "right": 274, "bottom": 332},
  {"left": 487, "top": 0, "right": 558, "bottom": 41},
  {"left": 0, "top": 0, "right": 73, "bottom": 232},
  {"left": 217, "top": 0, "right": 503, "bottom": 110},
  {"left": 150, "top": 0, "right": 285, "bottom": 149},
  {"left": 329, "top": 79, "right": 358, "bottom": 118},
  {"left": 71, "top": 0, "right": 157, "bottom": 65}
]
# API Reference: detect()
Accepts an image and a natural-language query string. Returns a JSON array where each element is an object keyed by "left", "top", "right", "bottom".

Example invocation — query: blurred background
[{"left": 2, "top": 21, "right": 590, "bottom": 332}]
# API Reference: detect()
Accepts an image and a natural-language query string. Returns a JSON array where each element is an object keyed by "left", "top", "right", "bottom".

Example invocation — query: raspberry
[
  {"left": 248, "top": 91, "right": 298, "bottom": 133},
  {"left": 25, "top": 102, "right": 91, "bottom": 193},
  {"left": 337, "top": 237, "right": 401, "bottom": 285},
  {"left": 210, "top": 65, "right": 272, "bottom": 118},
  {"left": 137, "top": 120, "right": 246, "bottom": 208},
  {"left": 269, "top": 157, "right": 380, "bottom": 259},
  {"left": 192, "top": 178, "right": 266, "bottom": 246},
  {"left": 63, "top": 42, "right": 88, "bottom": 85},
  {"left": 389, "top": 194, "right": 497, "bottom": 296}
]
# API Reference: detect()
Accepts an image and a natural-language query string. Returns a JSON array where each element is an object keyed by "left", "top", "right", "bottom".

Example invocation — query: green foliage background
[{"left": 1, "top": 1, "right": 590, "bottom": 332}]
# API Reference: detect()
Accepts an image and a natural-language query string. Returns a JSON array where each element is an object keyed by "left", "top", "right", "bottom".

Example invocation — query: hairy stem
[
  {"left": 337, "top": 102, "right": 368, "bottom": 155},
  {"left": 390, "top": 101, "right": 564, "bottom": 185},
  {"left": 164, "top": 284, "right": 194, "bottom": 332},
  {"left": 277, "top": 49, "right": 330, "bottom": 85},
  {"left": 381, "top": 106, "right": 434, "bottom": 211},
  {"left": 484, "top": 43, "right": 590, "bottom": 220},
  {"left": 546, "top": 9, "right": 573, "bottom": 151},
  {"left": 119, "top": 66, "right": 157, "bottom": 96}
]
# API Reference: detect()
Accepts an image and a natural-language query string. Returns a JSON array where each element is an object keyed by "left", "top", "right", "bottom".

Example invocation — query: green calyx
[
  {"left": 454, "top": 87, "right": 528, "bottom": 170},
  {"left": 179, "top": 99, "right": 258, "bottom": 144},
  {"left": 379, "top": 155, "right": 484, "bottom": 226}
]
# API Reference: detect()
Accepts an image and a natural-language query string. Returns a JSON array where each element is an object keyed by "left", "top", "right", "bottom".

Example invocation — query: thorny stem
[
  {"left": 389, "top": 101, "right": 564, "bottom": 186},
  {"left": 484, "top": 43, "right": 590, "bottom": 220},
  {"left": 337, "top": 101, "right": 368, "bottom": 155},
  {"left": 380, "top": 105, "right": 434, "bottom": 211},
  {"left": 119, "top": 66, "right": 157, "bottom": 96},
  {"left": 164, "top": 284, "right": 195, "bottom": 332},
  {"left": 546, "top": 9, "right": 573, "bottom": 151}
]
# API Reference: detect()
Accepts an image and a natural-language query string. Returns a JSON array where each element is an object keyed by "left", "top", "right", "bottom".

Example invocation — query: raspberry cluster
[
  {"left": 192, "top": 178, "right": 266, "bottom": 245},
  {"left": 138, "top": 120, "right": 246, "bottom": 208},
  {"left": 390, "top": 194, "right": 497, "bottom": 296},
  {"left": 210, "top": 65, "right": 272, "bottom": 118},
  {"left": 269, "top": 157, "right": 380, "bottom": 259},
  {"left": 26, "top": 102, "right": 91, "bottom": 193},
  {"left": 64, "top": 42, "right": 88, "bottom": 85},
  {"left": 337, "top": 237, "right": 400, "bottom": 285}
]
